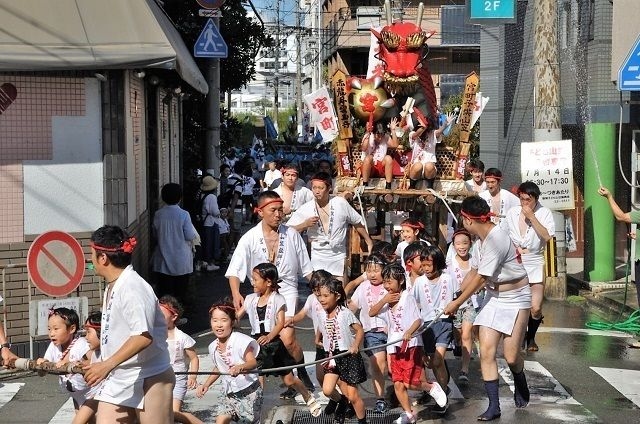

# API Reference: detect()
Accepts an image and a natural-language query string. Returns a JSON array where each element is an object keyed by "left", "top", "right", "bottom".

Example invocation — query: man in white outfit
[
  {"left": 273, "top": 163, "right": 314, "bottom": 222},
  {"left": 478, "top": 167, "right": 519, "bottom": 229},
  {"left": 226, "top": 190, "right": 316, "bottom": 395},
  {"left": 288, "top": 172, "right": 373, "bottom": 282}
]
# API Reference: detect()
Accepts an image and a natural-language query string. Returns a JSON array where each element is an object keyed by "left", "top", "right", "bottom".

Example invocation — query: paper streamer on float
[{"left": 469, "top": 92, "right": 489, "bottom": 130}]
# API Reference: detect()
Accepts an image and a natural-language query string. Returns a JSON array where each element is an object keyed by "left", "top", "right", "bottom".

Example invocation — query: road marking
[
  {"left": 590, "top": 367, "right": 640, "bottom": 407},
  {"left": 0, "top": 382, "right": 24, "bottom": 409},
  {"left": 48, "top": 398, "right": 74, "bottom": 423},
  {"left": 498, "top": 359, "right": 580, "bottom": 405}
]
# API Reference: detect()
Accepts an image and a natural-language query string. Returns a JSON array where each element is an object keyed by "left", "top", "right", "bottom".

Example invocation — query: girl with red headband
[
  {"left": 158, "top": 295, "right": 202, "bottom": 424},
  {"left": 446, "top": 229, "right": 481, "bottom": 384},
  {"left": 444, "top": 196, "right": 531, "bottom": 421},
  {"left": 395, "top": 218, "right": 430, "bottom": 264}
]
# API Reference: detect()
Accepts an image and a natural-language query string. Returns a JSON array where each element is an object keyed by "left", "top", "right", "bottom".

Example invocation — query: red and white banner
[
  {"left": 303, "top": 87, "right": 339, "bottom": 143},
  {"left": 366, "top": 28, "right": 384, "bottom": 79},
  {"left": 469, "top": 92, "right": 489, "bottom": 130}
]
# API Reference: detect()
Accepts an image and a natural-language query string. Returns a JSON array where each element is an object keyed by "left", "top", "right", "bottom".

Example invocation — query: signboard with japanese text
[
  {"left": 29, "top": 297, "right": 88, "bottom": 337},
  {"left": 331, "top": 70, "right": 353, "bottom": 140},
  {"left": 521, "top": 140, "right": 575, "bottom": 210},
  {"left": 303, "top": 87, "right": 339, "bottom": 143},
  {"left": 452, "top": 71, "right": 479, "bottom": 178}
]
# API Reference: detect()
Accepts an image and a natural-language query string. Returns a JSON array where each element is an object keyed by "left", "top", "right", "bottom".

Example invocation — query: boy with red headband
[
  {"left": 444, "top": 196, "right": 531, "bottom": 421},
  {"left": 84, "top": 225, "right": 174, "bottom": 424},
  {"left": 226, "top": 190, "right": 316, "bottom": 397},
  {"left": 478, "top": 167, "right": 519, "bottom": 228},
  {"left": 274, "top": 162, "right": 314, "bottom": 221}
]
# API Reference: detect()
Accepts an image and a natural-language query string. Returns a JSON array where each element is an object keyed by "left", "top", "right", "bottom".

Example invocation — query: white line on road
[
  {"left": 0, "top": 382, "right": 24, "bottom": 409},
  {"left": 590, "top": 367, "right": 640, "bottom": 408}
]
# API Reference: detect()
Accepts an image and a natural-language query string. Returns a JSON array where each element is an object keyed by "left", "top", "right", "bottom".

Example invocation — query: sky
[{"left": 249, "top": 0, "right": 298, "bottom": 25}]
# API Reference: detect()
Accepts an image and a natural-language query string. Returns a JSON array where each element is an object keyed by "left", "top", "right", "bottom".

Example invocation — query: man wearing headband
[
  {"left": 444, "top": 197, "right": 531, "bottom": 421},
  {"left": 478, "top": 167, "right": 519, "bottom": 228},
  {"left": 84, "top": 226, "right": 173, "bottom": 424},
  {"left": 288, "top": 172, "right": 373, "bottom": 282},
  {"left": 225, "top": 190, "right": 316, "bottom": 393},
  {"left": 274, "top": 163, "right": 314, "bottom": 221},
  {"left": 504, "top": 181, "right": 555, "bottom": 352},
  {"left": 465, "top": 158, "right": 487, "bottom": 193}
]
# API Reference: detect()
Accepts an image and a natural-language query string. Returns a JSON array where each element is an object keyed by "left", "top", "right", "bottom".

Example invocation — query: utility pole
[
  {"left": 295, "top": 8, "right": 303, "bottom": 138},
  {"left": 273, "top": 0, "right": 280, "bottom": 134},
  {"left": 206, "top": 15, "right": 222, "bottom": 178},
  {"left": 534, "top": 0, "right": 565, "bottom": 299}
]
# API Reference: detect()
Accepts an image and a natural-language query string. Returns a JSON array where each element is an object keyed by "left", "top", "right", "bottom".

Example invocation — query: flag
[
  {"left": 367, "top": 27, "right": 385, "bottom": 78},
  {"left": 469, "top": 92, "right": 489, "bottom": 130},
  {"left": 303, "top": 87, "right": 339, "bottom": 143},
  {"left": 263, "top": 116, "right": 278, "bottom": 140}
]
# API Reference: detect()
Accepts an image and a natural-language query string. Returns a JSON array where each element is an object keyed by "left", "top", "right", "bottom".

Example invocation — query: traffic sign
[
  {"left": 194, "top": 18, "right": 228, "bottom": 58},
  {"left": 196, "top": 0, "right": 225, "bottom": 9},
  {"left": 467, "top": 0, "right": 516, "bottom": 24},
  {"left": 618, "top": 34, "right": 640, "bottom": 91},
  {"left": 27, "top": 231, "right": 85, "bottom": 297}
]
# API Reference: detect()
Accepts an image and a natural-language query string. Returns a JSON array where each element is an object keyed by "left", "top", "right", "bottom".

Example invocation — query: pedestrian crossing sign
[{"left": 194, "top": 18, "right": 228, "bottom": 58}]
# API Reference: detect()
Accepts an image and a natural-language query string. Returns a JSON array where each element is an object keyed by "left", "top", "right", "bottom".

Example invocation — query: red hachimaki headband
[
  {"left": 90, "top": 237, "right": 137, "bottom": 253},
  {"left": 460, "top": 210, "right": 495, "bottom": 223}
]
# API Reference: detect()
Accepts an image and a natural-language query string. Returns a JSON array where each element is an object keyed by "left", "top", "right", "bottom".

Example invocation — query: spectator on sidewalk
[
  {"left": 598, "top": 186, "right": 640, "bottom": 349},
  {"left": 152, "top": 183, "right": 199, "bottom": 303},
  {"left": 198, "top": 176, "right": 221, "bottom": 272}
]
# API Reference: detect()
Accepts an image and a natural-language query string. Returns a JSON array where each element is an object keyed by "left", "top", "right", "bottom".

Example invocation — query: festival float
[{"left": 311, "top": 1, "right": 482, "bottom": 275}]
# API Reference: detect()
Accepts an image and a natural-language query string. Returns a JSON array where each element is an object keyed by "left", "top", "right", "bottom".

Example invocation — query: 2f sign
[
  {"left": 485, "top": 0, "right": 501, "bottom": 11},
  {"left": 469, "top": 0, "right": 515, "bottom": 21}
]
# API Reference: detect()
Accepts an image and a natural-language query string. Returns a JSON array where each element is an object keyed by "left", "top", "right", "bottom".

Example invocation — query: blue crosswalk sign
[
  {"left": 618, "top": 34, "right": 640, "bottom": 91},
  {"left": 194, "top": 18, "right": 228, "bottom": 58}
]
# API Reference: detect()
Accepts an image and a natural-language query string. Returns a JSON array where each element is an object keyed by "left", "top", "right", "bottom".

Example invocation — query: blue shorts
[
  {"left": 363, "top": 330, "right": 387, "bottom": 357},
  {"left": 421, "top": 320, "right": 453, "bottom": 354}
]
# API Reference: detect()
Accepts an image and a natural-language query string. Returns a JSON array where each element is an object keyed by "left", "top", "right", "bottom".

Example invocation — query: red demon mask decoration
[{"left": 370, "top": 6, "right": 436, "bottom": 97}]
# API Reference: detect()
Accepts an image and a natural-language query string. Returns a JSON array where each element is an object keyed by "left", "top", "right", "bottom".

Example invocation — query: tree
[{"left": 161, "top": 0, "right": 271, "bottom": 92}]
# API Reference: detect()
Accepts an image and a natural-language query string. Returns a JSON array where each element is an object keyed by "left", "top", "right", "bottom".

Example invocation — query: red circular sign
[
  {"left": 196, "top": 0, "right": 225, "bottom": 9},
  {"left": 27, "top": 231, "right": 85, "bottom": 297}
]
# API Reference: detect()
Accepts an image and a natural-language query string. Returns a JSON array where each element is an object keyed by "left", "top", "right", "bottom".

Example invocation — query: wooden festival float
[{"left": 327, "top": 2, "right": 480, "bottom": 277}]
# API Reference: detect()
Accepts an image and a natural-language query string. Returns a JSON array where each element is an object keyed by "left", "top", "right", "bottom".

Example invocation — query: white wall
[{"left": 23, "top": 79, "right": 103, "bottom": 233}]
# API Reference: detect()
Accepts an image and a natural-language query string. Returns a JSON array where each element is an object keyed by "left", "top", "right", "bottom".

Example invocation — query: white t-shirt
[
  {"left": 301, "top": 294, "right": 325, "bottom": 332},
  {"left": 263, "top": 169, "right": 282, "bottom": 189},
  {"left": 288, "top": 196, "right": 364, "bottom": 261},
  {"left": 350, "top": 280, "right": 388, "bottom": 332},
  {"left": 44, "top": 337, "right": 91, "bottom": 397},
  {"left": 479, "top": 188, "right": 520, "bottom": 228},
  {"left": 410, "top": 130, "right": 438, "bottom": 164},
  {"left": 477, "top": 226, "right": 528, "bottom": 285},
  {"left": 96, "top": 266, "right": 170, "bottom": 408},
  {"left": 240, "top": 176, "right": 256, "bottom": 196},
  {"left": 225, "top": 224, "right": 313, "bottom": 292},
  {"left": 377, "top": 291, "right": 423, "bottom": 354},
  {"left": 244, "top": 292, "right": 286, "bottom": 335},
  {"left": 505, "top": 204, "right": 555, "bottom": 256},
  {"left": 364, "top": 135, "right": 389, "bottom": 164},
  {"left": 321, "top": 307, "right": 360, "bottom": 352},
  {"left": 167, "top": 328, "right": 196, "bottom": 373},
  {"left": 209, "top": 332, "right": 260, "bottom": 394},
  {"left": 413, "top": 272, "right": 456, "bottom": 321}
]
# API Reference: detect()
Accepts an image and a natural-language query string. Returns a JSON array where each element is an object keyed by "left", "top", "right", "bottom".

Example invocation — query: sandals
[
  {"left": 527, "top": 341, "right": 539, "bottom": 352},
  {"left": 306, "top": 396, "right": 322, "bottom": 417},
  {"left": 629, "top": 340, "right": 640, "bottom": 349}
]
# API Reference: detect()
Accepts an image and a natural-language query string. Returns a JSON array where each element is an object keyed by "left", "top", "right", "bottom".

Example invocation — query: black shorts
[
  {"left": 254, "top": 335, "right": 297, "bottom": 376},
  {"left": 324, "top": 350, "right": 367, "bottom": 385}
]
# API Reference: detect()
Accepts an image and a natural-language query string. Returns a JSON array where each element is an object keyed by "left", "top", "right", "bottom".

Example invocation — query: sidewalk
[{"left": 567, "top": 257, "right": 640, "bottom": 317}]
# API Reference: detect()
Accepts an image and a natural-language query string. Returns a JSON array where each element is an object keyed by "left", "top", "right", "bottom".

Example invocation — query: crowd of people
[{"left": 0, "top": 130, "right": 573, "bottom": 424}]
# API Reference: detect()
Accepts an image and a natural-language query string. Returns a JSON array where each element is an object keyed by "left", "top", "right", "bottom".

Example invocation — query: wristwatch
[{"left": 0, "top": 342, "right": 10, "bottom": 350}]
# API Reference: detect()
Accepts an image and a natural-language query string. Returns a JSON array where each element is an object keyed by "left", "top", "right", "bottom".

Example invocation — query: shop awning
[{"left": 0, "top": 0, "right": 208, "bottom": 94}]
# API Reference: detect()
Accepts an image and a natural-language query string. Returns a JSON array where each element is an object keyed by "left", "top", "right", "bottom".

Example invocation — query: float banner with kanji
[
  {"left": 303, "top": 87, "right": 339, "bottom": 143},
  {"left": 331, "top": 70, "right": 353, "bottom": 140},
  {"left": 521, "top": 140, "right": 575, "bottom": 210}
]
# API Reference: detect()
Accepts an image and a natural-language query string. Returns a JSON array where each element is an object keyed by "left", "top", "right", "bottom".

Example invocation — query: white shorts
[
  {"left": 311, "top": 252, "right": 345, "bottom": 278},
  {"left": 173, "top": 374, "right": 187, "bottom": 401},
  {"left": 521, "top": 253, "right": 544, "bottom": 284},
  {"left": 474, "top": 285, "right": 531, "bottom": 336},
  {"left": 279, "top": 285, "right": 299, "bottom": 318}
]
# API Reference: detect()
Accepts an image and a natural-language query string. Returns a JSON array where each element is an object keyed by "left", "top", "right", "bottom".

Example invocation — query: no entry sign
[{"left": 27, "top": 231, "right": 85, "bottom": 297}]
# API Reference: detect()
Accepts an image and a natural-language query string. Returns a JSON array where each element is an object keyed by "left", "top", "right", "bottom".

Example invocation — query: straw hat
[{"left": 200, "top": 176, "right": 218, "bottom": 191}]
